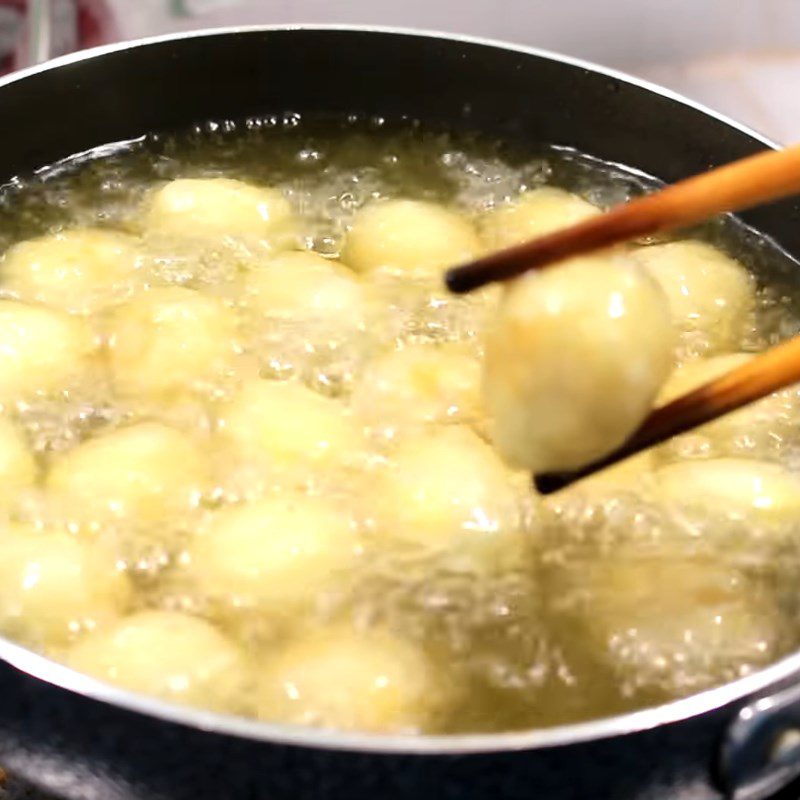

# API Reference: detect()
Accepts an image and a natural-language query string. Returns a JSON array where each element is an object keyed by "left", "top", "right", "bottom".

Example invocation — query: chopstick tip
[
  {"left": 444, "top": 265, "right": 477, "bottom": 294},
  {"left": 532, "top": 472, "right": 569, "bottom": 495}
]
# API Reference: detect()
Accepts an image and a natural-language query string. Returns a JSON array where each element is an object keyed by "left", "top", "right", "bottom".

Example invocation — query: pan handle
[{"left": 719, "top": 681, "right": 800, "bottom": 800}]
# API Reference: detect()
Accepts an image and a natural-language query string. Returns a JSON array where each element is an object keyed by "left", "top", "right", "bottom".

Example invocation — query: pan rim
[{"left": 0, "top": 23, "right": 793, "bottom": 755}]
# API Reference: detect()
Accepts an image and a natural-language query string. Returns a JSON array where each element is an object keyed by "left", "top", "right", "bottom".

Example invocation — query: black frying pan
[{"left": 0, "top": 26, "right": 799, "bottom": 800}]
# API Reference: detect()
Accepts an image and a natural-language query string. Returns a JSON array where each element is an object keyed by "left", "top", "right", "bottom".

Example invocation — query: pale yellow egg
[
  {"left": 1, "top": 228, "right": 143, "bottom": 314},
  {"left": 242, "top": 250, "right": 367, "bottom": 327},
  {"left": 68, "top": 610, "right": 247, "bottom": 712},
  {"left": 218, "top": 379, "right": 360, "bottom": 469},
  {"left": 633, "top": 241, "right": 755, "bottom": 355},
  {"left": 188, "top": 493, "right": 360, "bottom": 609},
  {"left": 256, "top": 625, "right": 442, "bottom": 733},
  {"left": 47, "top": 422, "right": 208, "bottom": 530},
  {"left": 106, "top": 287, "right": 239, "bottom": 399},
  {"left": 656, "top": 353, "right": 800, "bottom": 457},
  {"left": 371, "top": 426, "right": 523, "bottom": 564},
  {"left": 351, "top": 343, "right": 483, "bottom": 431},
  {"left": 583, "top": 550, "right": 776, "bottom": 694},
  {"left": 655, "top": 458, "right": 800, "bottom": 524},
  {"left": 479, "top": 187, "right": 599, "bottom": 251},
  {"left": 0, "top": 524, "right": 130, "bottom": 648},
  {"left": 342, "top": 199, "right": 481, "bottom": 278},
  {"left": 144, "top": 178, "right": 294, "bottom": 249},
  {"left": 484, "top": 255, "right": 674, "bottom": 472},
  {"left": 0, "top": 300, "right": 95, "bottom": 405}
]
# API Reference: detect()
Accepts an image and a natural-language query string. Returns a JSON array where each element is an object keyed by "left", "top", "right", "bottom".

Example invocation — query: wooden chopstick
[
  {"left": 533, "top": 335, "right": 800, "bottom": 494},
  {"left": 446, "top": 142, "right": 800, "bottom": 294}
]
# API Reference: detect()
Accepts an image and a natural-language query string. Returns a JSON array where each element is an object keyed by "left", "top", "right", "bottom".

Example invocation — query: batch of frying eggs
[{"left": 0, "top": 167, "right": 796, "bottom": 735}]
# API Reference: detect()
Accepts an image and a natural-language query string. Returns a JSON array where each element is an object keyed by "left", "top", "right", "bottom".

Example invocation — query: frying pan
[{"left": 0, "top": 26, "right": 799, "bottom": 800}]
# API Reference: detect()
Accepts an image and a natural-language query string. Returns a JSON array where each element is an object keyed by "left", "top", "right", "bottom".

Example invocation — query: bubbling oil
[{"left": 0, "top": 115, "right": 798, "bottom": 733}]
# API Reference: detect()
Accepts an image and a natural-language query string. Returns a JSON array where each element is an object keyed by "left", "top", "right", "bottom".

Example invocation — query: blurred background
[{"left": 4, "top": 0, "right": 799, "bottom": 142}]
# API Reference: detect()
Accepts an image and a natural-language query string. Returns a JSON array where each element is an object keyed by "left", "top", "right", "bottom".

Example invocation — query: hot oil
[{"left": 0, "top": 114, "right": 799, "bottom": 733}]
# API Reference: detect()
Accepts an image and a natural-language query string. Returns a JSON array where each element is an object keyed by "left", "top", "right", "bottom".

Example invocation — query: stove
[
  {"left": 0, "top": 772, "right": 54, "bottom": 800},
  {"left": 2, "top": 770, "right": 800, "bottom": 800}
]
